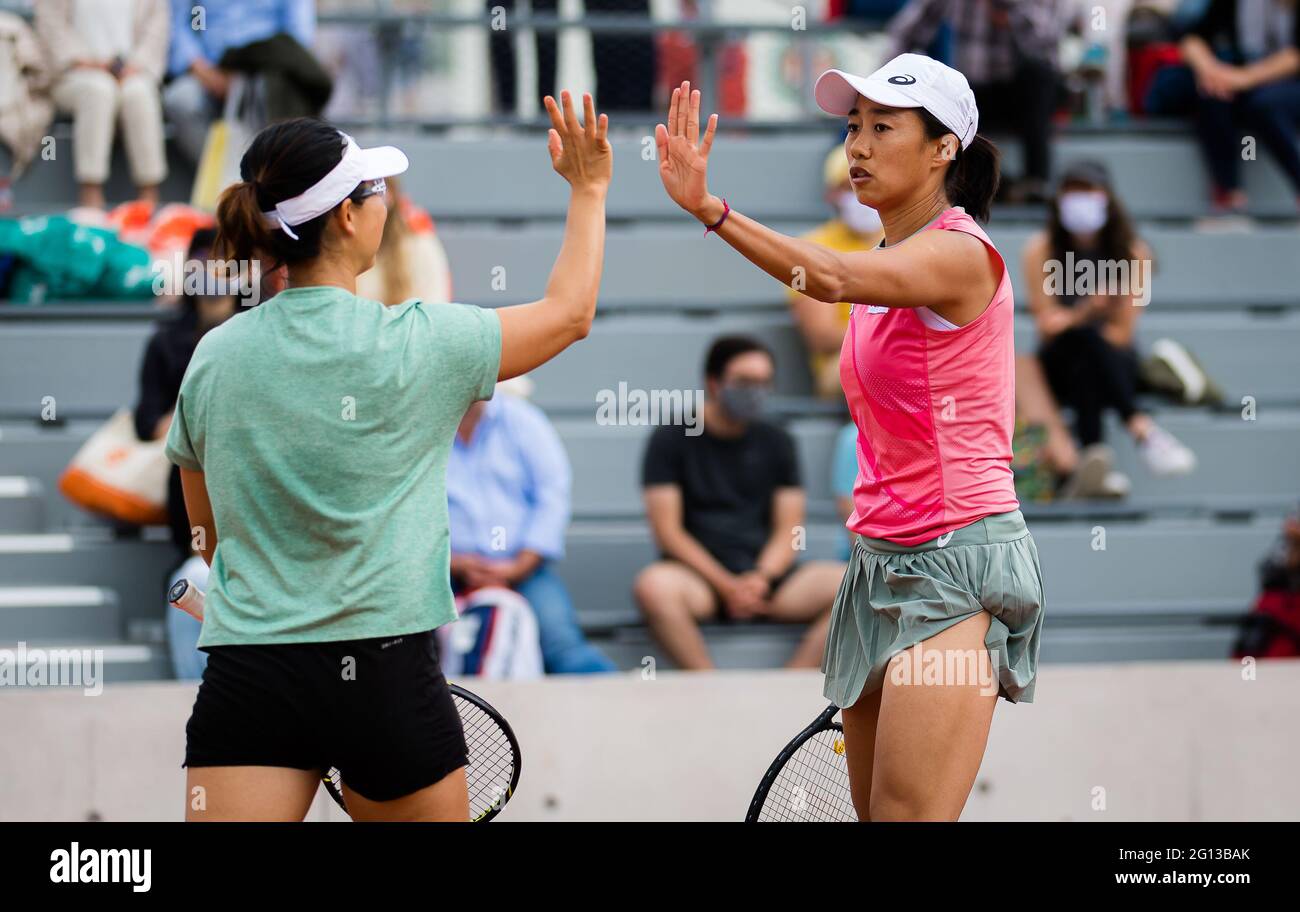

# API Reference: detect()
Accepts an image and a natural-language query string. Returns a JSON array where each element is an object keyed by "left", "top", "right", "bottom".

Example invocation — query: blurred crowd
[
  {"left": 0, "top": 0, "right": 1295, "bottom": 676},
  {"left": 1, "top": 1, "right": 1298, "bottom": 215}
]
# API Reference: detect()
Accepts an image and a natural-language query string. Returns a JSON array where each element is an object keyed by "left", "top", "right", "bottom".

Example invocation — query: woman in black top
[
  {"left": 134, "top": 229, "right": 240, "bottom": 555},
  {"left": 1021, "top": 161, "right": 1196, "bottom": 485},
  {"left": 1179, "top": 0, "right": 1300, "bottom": 213},
  {"left": 133, "top": 228, "right": 238, "bottom": 678}
]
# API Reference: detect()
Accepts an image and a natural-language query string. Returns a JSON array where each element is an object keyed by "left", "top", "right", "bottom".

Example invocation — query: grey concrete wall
[{"left": 2, "top": 661, "right": 1298, "bottom": 822}]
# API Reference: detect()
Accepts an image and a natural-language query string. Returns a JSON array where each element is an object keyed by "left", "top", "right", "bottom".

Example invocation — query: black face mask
[{"left": 719, "top": 384, "right": 768, "bottom": 422}]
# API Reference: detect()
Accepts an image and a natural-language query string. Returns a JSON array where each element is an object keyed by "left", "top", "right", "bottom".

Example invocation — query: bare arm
[
  {"left": 643, "top": 485, "right": 736, "bottom": 594},
  {"left": 1022, "top": 231, "right": 1078, "bottom": 337},
  {"left": 655, "top": 82, "right": 993, "bottom": 315},
  {"left": 1179, "top": 34, "right": 1219, "bottom": 75},
  {"left": 179, "top": 468, "right": 217, "bottom": 566},
  {"left": 754, "top": 488, "right": 804, "bottom": 581},
  {"left": 1240, "top": 47, "right": 1300, "bottom": 90},
  {"left": 497, "top": 91, "right": 611, "bottom": 381},
  {"left": 1098, "top": 238, "right": 1152, "bottom": 349}
]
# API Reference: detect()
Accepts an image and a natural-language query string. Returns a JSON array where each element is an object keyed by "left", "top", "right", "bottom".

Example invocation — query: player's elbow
[
  {"left": 570, "top": 311, "right": 594, "bottom": 341},
  {"left": 811, "top": 256, "right": 851, "bottom": 304}
]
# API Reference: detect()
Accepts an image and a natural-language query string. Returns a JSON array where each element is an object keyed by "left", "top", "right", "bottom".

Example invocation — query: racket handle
[{"left": 168, "top": 578, "right": 205, "bottom": 622}]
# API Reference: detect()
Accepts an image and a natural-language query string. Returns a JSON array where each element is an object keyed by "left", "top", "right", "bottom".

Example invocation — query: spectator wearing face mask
[
  {"left": 633, "top": 336, "right": 846, "bottom": 670},
  {"left": 788, "top": 147, "right": 885, "bottom": 400},
  {"left": 1022, "top": 160, "right": 1196, "bottom": 490}
]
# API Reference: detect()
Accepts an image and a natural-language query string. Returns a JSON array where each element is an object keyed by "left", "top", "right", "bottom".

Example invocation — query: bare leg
[
  {"left": 1125, "top": 411, "right": 1153, "bottom": 441},
  {"left": 765, "top": 561, "right": 845, "bottom": 668},
  {"left": 840, "top": 684, "right": 883, "bottom": 821},
  {"left": 342, "top": 766, "right": 470, "bottom": 822},
  {"left": 869, "top": 611, "right": 999, "bottom": 821},
  {"left": 78, "top": 183, "right": 107, "bottom": 209},
  {"left": 185, "top": 766, "right": 321, "bottom": 821},
  {"left": 632, "top": 561, "right": 718, "bottom": 670},
  {"left": 1015, "top": 353, "right": 1076, "bottom": 476}
]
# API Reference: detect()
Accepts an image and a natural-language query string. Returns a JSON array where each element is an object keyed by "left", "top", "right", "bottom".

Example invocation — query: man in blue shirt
[
  {"left": 163, "top": 0, "right": 318, "bottom": 162},
  {"left": 448, "top": 390, "right": 616, "bottom": 674}
]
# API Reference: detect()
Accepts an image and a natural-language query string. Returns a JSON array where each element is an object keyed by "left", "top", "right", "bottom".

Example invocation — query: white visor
[
  {"left": 814, "top": 53, "right": 979, "bottom": 150},
  {"left": 262, "top": 132, "right": 409, "bottom": 239}
]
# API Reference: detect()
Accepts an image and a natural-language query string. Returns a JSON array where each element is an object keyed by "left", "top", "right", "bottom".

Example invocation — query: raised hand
[
  {"left": 655, "top": 80, "right": 721, "bottom": 222},
  {"left": 544, "top": 91, "right": 612, "bottom": 192}
]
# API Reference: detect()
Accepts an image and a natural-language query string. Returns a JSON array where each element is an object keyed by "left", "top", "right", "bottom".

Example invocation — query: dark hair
[
  {"left": 704, "top": 335, "right": 774, "bottom": 380},
  {"left": 179, "top": 226, "right": 220, "bottom": 316},
  {"left": 1048, "top": 160, "right": 1143, "bottom": 266},
  {"left": 215, "top": 117, "right": 372, "bottom": 269},
  {"left": 916, "top": 108, "right": 1000, "bottom": 223}
]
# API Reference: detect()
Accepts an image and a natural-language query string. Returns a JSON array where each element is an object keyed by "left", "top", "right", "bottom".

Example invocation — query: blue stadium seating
[{"left": 2, "top": 125, "right": 1296, "bottom": 678}]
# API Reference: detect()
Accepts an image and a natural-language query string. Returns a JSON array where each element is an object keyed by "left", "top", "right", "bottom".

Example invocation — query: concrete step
[
  {"left": 0, "top": 477, "right": 45, "bottom": 533},
  {"left": 0, "top": 639, "right": 172, "bottom": 687},
  {"left": 591, "top": 616, "right": 1244, "bottom": 670},
  {"left": 558, "top": 516, "right": 1276, "bottom": 630},
  {"left": 0, "top": 533, "right": 177, "bottom": 629},
  {"left": 0, "top": 585, "right": 121, "bottom": 640}
]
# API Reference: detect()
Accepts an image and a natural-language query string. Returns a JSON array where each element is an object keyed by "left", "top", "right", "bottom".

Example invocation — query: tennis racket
[
  {"left": 321, "top": 683, "right": 521, "bottom": 822},
  {"left": 745, "top": 704, "right": 858, "bottom": 822},
  {"left": 169, "top": 578, "right": 523, "bottom": 822}
]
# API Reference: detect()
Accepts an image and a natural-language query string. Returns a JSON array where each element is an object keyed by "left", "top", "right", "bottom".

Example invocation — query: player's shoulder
[
  {"left": 395, "top": 299, "right": 495, "bottom": 335},
  {"left": 188, "top": 306, "right": 252, "bottom": 362}
]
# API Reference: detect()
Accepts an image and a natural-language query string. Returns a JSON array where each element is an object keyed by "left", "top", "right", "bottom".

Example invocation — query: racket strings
[
  {"left": 454, "top": 695, "right": 517, "bottom": 819},
  {"left": 758, "top": 728, "right": 857, "bottom": 822},
  {"left": 321, "top": 695, "right": 517, "bottom": 821}
]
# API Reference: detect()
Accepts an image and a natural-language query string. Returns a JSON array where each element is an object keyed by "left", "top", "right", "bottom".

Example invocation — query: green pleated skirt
[{"left": 822, "top": 509, "right": 1046, "bottom": 708}]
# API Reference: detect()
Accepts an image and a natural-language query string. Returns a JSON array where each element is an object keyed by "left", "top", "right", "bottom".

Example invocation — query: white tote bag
[{"left": 58, "top": 408, "right": 171, "bottom": 525}]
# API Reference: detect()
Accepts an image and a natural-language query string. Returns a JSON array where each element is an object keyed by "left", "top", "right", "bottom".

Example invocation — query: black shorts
[{"left": 184, "top": 629, "right": 467, "bottom": 803}]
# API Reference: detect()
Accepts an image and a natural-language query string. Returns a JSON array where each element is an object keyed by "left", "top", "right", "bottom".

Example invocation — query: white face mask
[
  {"left": 836, "top": 190, "right": 883, "bottom": 236},
  {"left": 1058, "top": 191, "right": 1109, "bottom": 235}
]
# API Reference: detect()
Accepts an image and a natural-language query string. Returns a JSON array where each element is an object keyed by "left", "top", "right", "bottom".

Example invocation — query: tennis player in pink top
[{"left": 656, "top": 54, "right": 1046, "bottom": 821}]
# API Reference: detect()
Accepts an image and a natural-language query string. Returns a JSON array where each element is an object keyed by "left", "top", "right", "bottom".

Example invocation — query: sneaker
[
  {"left": 1097, "top": 470, "right": 1131, "bottom": 498},
  {"left": 1057, "top": 444, "right": 1115, "bottom": 500},
  {"left": 1139, "top": 424, "right": 1196, "bottom": 475}
]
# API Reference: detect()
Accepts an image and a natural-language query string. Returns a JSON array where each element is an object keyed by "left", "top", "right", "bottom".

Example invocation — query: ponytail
[
  {"left": 917, "top": 109, "right": 1001, "bottom": 223},
  {"left": 946, "top": 134, "right": 1000, "bottom": 223},
  {"left": 214, "top": 180, "right": 275, "bottom": 267},
  {"left": 213, "top": 117, "right": 361, "bottom": 274}
]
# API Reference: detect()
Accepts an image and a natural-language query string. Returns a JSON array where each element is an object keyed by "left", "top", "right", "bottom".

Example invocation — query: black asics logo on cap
[{"left": 888, "top": 74, "right": 916, "bottom": 85}]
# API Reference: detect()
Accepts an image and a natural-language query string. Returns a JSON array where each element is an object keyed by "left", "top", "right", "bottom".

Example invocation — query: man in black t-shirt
[{"left": 633, "top": 336, "right": 846, "bottom": 670}]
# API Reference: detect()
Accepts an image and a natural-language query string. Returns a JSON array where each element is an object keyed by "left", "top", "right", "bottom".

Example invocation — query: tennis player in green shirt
[{"left": 166, "top": 93, "right": 611, "bottom": 821}]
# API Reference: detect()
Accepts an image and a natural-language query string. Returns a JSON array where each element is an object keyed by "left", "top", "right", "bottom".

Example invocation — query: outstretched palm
[
  {"left": 544, "top": 90, "right": 612, "bottom": 191},
  {"left": 655, "top": 80, "right": 719, "bottom": 219}
]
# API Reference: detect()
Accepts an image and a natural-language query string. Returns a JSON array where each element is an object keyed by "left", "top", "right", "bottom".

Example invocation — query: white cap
[
  {"left": 814, "top": 53, "right": 979, "bottom": 150},
  {"left": 262, "top": 132, "right": 409, "bottom": 240}
]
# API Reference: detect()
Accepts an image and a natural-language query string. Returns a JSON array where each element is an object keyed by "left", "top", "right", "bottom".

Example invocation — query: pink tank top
[{"left": 839, "top": 206, "right": 1019, "bottom": 545}]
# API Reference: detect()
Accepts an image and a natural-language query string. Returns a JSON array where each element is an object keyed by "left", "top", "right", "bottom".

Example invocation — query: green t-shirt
[{"left": 164, "top": 286, "right": 502, "bottom": 647}]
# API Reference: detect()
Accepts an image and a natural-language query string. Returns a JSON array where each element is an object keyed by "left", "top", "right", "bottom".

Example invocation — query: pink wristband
[{"left": 703, "top": 198, "right": 730, "bottom": 236}]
